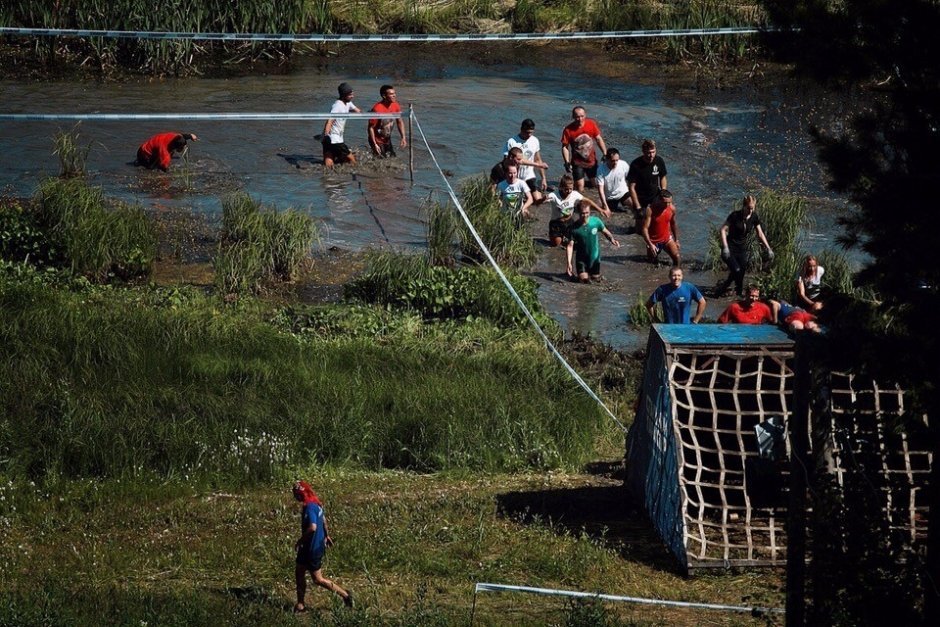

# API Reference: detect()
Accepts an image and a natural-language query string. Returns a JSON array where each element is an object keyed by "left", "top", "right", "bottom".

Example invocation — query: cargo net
[
  {"left": 668, "top": 348, "right": 794, "bottom": 568},
  {"left": 826, "top": 373, "right": 930, "bottom": 546}
]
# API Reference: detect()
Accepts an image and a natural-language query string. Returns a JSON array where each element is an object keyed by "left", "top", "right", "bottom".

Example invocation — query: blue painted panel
[{"left": 653, "top": 323, "right": 794, "bottom": 347}]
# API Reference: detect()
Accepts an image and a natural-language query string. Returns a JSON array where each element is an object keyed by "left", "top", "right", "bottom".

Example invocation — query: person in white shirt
[
  {"left": 505, "top": 119, "right": 548, "bottom": 204},
  {"left": 322, "top": 82, "right": 361, "bottom": 168},
  {"left": 496, "top": 164, "right": 534, "bottom": 220},
  {"left": 595, "top": 148, "right": 631, "bottom": 215}
]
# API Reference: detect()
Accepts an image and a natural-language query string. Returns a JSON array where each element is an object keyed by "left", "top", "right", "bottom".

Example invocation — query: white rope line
[
  {"left": 410, "top": 110, "right": 628, "bottom": 434},
  {"left": 473, "top": 583, "right": 784, "bottom": 615},
  {"left": 0, "top": 112, "right": 399, "bottom": 121},
  {"left": 0, "top": 26, "right": 776, "bottom": 43}
]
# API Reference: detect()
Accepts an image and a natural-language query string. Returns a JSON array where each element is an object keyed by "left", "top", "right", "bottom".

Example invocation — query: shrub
[
  {"left": 0, "top": 199, "right": 50, "bottom": 263},
  {"left": 214, "top": 192, "right": 318, "bottom": 294}
]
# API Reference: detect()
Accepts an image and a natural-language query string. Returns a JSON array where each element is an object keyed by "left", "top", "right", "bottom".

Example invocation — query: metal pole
[{"left": 408, "top": 103, "right": 414, "bottom": 185}]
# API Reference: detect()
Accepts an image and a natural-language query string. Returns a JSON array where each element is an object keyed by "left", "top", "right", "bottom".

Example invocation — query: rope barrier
[
  {"left": 410, "top": 109, "right": 628, "bottom": 434},
  {"left": 0, "top": 112, "right": 400, "bottom": 121},
  {"left": 472, "top": 583, "right": 784, "bottom": 615},
  {"left": 0, "top": 26, "right": 777, "bottom": 43}
]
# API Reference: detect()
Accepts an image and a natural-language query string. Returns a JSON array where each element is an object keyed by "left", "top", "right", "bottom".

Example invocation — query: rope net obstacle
[{"left": 627, "top": 324, "right": 930, "bottom": 573}]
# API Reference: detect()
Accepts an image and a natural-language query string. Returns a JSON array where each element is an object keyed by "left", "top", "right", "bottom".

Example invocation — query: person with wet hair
[
  {"left": 135, "top": 132, "right": 198, "bottom": 171},
  {"left": 292, "top": 480, "right": 353, "bottom": 613},
  {"left": 595, "top": 147, "right": 631, "bottom": 216},
  {"left": 490, "top": 146, "right": 525, "bottom": 187},
  {"left": 627, "top": 139, "right": 668, "bottom": 230},
  {"left": 368, "top": 84, "right": 407, "bottom": 158},
  {"left": 717, "top": 194, "right": 774, "bottom": 297},
  {"left": 640, "top": 189, "right": 681, "bottom": 266},
  {"left": 322, "top": 82, "right": 361, "bottom": 168},
  {"left": 561, "top": 106, "right": 607, "bottom": 193},
  {"left": 505, "top": 118, "right": 548, "bottom": 204},
  {"left": 496, "top": 164, "right": 534, "bottom": 220}
]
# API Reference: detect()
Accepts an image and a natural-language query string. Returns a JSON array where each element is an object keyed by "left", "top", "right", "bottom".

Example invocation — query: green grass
[
  {"left": 457, "top": 176, "right": 538, "bottom": 269},
  {"left": 51, "top": 124, "right": 92, "bottom": 178},
  {"left": 0, "top": 471, "right": 784, "bottom": 626},
  {"left": 0, "top": 265, "right": 606, "bottom": 482}
]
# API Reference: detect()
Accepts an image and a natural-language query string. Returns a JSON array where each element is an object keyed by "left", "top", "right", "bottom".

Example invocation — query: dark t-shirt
[
  {"left": 627, "top": 155, "right": 668, "bottom": 205},
  {"left": 724, "top": 209, "right": 762, "bottom": 249},
  {"left": 490, "top": 161, "right": 509, "bottom": 185}
]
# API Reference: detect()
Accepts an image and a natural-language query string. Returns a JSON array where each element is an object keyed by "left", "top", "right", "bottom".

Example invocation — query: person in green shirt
[{"left": 565, "top": 204, "right": 620, "bottom": 282}]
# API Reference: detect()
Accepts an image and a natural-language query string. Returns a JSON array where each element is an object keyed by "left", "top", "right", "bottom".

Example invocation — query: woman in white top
[
  {"left": 545, "top": 174, "right": 604, "bottom": 247},
  {"left": 795, "top": 254, "right": 825, "bottom": 311}
]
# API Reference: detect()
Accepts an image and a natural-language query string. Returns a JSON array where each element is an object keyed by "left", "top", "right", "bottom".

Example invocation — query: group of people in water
[{"left": 485, "top": 106, "right": 826, "bottom": 333}]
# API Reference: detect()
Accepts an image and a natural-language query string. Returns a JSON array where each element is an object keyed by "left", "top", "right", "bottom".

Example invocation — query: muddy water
[{"left": 0, "top": 46, "right": 855, "bottom": 348}]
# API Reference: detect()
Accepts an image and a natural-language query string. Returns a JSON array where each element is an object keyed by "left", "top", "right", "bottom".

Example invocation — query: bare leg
[
  {"left": 664, "top": 240, "right": 681, "bottom": 267},
  {"left": 295, "top": 563, "right": 307, "bottom": 611},
  {"left": 312, "top": 569, "right": 350, "bottom": 603}
]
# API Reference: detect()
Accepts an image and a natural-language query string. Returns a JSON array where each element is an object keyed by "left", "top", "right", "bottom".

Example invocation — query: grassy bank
[
  {"left": 0, "top": 1, "right": 768, "bottom": 75},
  {"left": 0, "top": 471, "right": 783, "bottom": 626}
]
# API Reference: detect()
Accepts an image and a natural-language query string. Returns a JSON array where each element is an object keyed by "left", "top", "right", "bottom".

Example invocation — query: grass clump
[
  {"left": 457, "top": 175, "right": 537, "bottom": 269},
  {"left": 52, "top": 125, "right": 92, "bottom": 178},
  {"left": 214, "top": 192, "right": 318, "bottom": 295},
  {"left": 32, "top": 177, "right": 156, "bottom": 281}
]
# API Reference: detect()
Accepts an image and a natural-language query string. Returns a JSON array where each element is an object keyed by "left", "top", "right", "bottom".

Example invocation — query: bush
[
  {"left": 345, "top": 251, "right": 553, "bottom": 329},
  {"left": 214, "top": 192, "right": 318, "bottom": 294},
  {"left": 33, "top": 177, "right": 156, "bottom": 281},
  {"left": 0, "top": 198, "right": 50, "bottom": 263}
]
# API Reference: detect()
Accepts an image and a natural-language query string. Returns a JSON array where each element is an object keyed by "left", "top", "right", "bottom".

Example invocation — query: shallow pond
[{"left": 0, "top": 44, "right": 856, "bottom": 348}]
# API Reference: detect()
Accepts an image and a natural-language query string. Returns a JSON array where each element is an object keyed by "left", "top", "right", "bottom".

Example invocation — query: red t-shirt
[
  {"left": 137, "top": 132, "right": 182, "bottom": 170},
  {"left": 647, "top": 203, "right": 674, "bottom": 244},
  {"left": 717, "top": 301, "right": 774, "bottom": 324},
  {"left": 561, "top": 119, "right": 602, "bottom": 168},
  {"left": 369, "top": 101, "right": 401, "bottom": 146}
]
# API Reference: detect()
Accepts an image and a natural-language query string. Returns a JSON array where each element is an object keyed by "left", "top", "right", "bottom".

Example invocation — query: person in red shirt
[
  {"left": 717, "top": 285, "right": 774, "bottom": 324},
  {"left": 561, "top": 106, "right": 607, "bottom": 192},
  {"left": 640, "top": 189, "right": 681, "bottom": 266},
  {"left": 135, "top": 132, "right": 198, "bottom": 171},
  {"left": 368, "top": 84, "right": 407, "bottom": 158}
]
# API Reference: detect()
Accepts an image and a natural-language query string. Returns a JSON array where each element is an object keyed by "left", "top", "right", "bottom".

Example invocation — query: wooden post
[{"left": 786, "top": 335, "right": 810, "bottom": 626}]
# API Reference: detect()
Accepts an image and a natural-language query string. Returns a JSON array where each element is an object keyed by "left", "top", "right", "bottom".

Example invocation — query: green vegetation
[
  {"left": 0, "top": 1, "right": 769, "bottom": 74},
  {"left": 215, "top": 192, "right": 318, "bottom": 295},
  {"left": 457, "top": 175, "right": 538, "bottom": 269},
  {"left": 51, "top": 124, "right": 92, "bottom": 178},
  {"left": 32, "top": 177, "right": 157, "bottom": 281}
]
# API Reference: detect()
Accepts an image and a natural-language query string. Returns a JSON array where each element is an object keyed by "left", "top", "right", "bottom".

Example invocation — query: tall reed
[
  {"left": 457, "top": 175, "right": 537, "bottom": 269},
  {"left": 52, "top": 125, "right": 91, "bottom": 179}
]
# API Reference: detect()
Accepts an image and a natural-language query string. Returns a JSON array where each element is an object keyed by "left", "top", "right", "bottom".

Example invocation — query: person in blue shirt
[
  {"left": 292, "top": 480, "right": 353, "bottom": 613},
  {"left": 646, "top": 266, "right": 706, "bottom": 323}
]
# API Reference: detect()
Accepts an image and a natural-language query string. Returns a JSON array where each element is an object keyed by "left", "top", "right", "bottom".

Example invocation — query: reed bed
[
  {"left": 214, "top": 192, "right": 318, "bottom": 295},
  {"left": 0, "top": 267, "right": 603, "bottom": 482},
  {"left": 32, "top": 177, "right": 156, "bottom": 281},
  {"left": 0, "top": 1, "right": 768, "bottom": 73}
]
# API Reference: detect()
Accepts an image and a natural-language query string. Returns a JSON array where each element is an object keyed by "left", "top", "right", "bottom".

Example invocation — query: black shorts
[
  {"left": 571, "top": 163, "right": 598, "bottom": 183},
  {"left": 322, "top": 138, "right": 352, "bottom": 161},
  {"left": 548, "top": 218, "right": 569, "bottom": 241},
  {"left": 606, "top": 195, "right": 631, "bottom": 212},
  {"left": 525, "top": 178, "right": 540, "bottom": 193},
  {"left": 575, "top": 255, "right": 601, "bottom": 276},
  {"left": 296, "top": 550, "right": 324, "bottom": 572}
]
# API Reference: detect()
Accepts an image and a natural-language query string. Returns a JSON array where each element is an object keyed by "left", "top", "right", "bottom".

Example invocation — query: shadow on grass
[{"left": 495, "top": 482, "right": 679, "bottom": 573}]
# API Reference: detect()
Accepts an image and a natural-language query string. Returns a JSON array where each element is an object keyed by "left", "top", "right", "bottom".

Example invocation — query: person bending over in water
[
  {"left": 135, "top": 132, "right": 198, "bottom": 171},
  {"left": 292, "top": 480, "right": 353, "bottom": 613}
]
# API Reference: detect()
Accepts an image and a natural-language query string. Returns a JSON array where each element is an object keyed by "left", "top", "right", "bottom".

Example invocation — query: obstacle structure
[{"left": 626, "top": 324, "right": 930, "bottom": 573}]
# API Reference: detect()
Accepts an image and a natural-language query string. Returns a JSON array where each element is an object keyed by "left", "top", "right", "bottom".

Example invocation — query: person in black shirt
[
  {"left": 717, "top": 195, "right": 774, "bottom": 296},
  {"left": 627, "top": 139, "right": 668, "bottom": 232}
]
